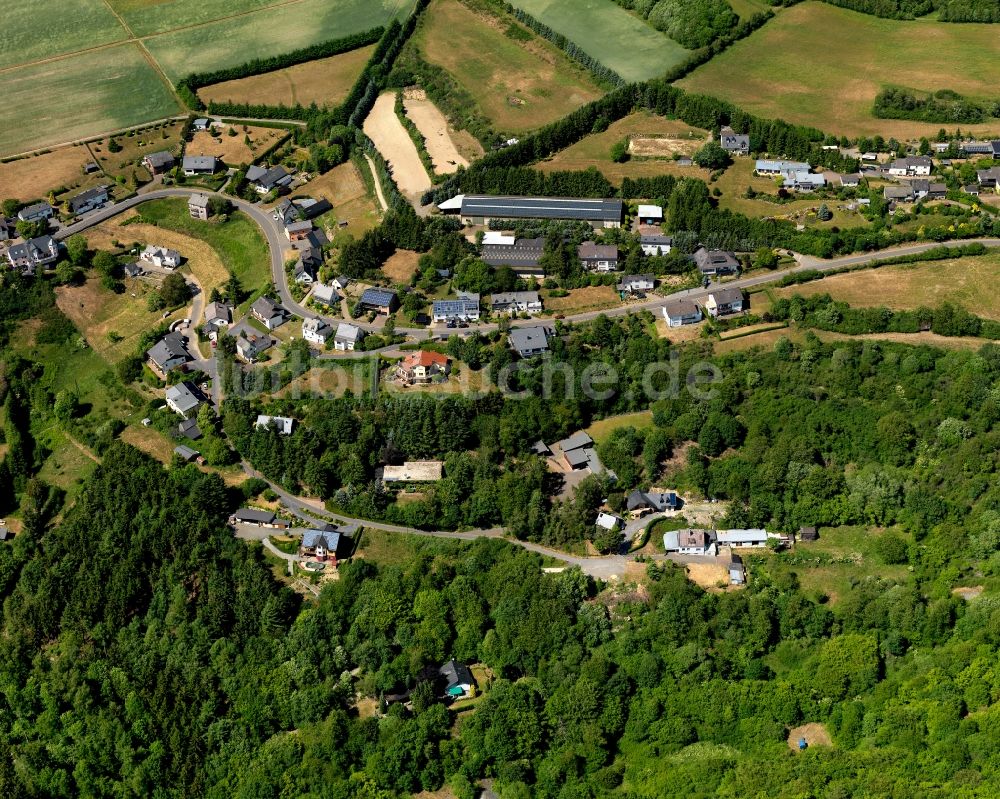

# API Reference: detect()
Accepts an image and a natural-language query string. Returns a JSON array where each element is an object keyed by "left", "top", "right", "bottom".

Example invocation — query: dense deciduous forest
[{"left": 8, "top": 329, "right": 1000, "bottom": 794}]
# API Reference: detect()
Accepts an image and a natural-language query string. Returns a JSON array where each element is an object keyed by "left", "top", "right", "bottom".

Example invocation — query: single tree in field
[{"left": 693, "top": 139, "right": 730, "bottom": 170}]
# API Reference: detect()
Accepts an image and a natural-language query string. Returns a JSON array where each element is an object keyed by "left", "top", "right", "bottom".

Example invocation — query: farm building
[
  {"left": 480, "top": 236, "right": 547, "bottom": 277},
  {"left": 444, "top": 195, "right": 623, "bottom": 229}
]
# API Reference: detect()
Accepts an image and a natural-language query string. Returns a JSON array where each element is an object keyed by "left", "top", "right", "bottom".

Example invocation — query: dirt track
[
  {"left": 403, "top": 91, "right": 469, "bottom": 174},
  {"left": 362, "top": 92, "right": 431, "bottom": 200}
]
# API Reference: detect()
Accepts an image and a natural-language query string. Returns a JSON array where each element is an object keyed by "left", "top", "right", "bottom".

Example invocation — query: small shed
[{"left": 799, "top": 526, "right": 819, "bottom": 542}]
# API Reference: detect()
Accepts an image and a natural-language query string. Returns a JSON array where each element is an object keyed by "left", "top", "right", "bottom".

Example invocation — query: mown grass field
[
  {"left": 585, "top": 411, "right": 654, "bottom": 445},
  {"left": 772, "top": 250, "right": 1000, "bottom": 320},
  {"left": 2, "top": 0, "right": 127, "bottom": 68},
  {"left": 0, "top": 45, "right": 182, "bottom": 156},
  {"left": 136, "top": 199, "right": 272, "bottom": 300},
  {"left": 679, "top": 1, "right": 1000, "bottom": 138},
  {"left": 536, "top": 111, "right": 711, "bottom": 185},
  {"left": 413, "top": 0, "right": 603, "bottom": 135},
  {"left": 508, "top": 0, "right": 691, "bottom": 82},
  {"left": 145, "top": 0, "right": 414, "bottom": 82},
  {"left": 199, "top": 45, "right": 375, "bottom": 108}
]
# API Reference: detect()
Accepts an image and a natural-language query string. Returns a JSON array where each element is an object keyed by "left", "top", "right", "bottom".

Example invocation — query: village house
[
  {"left": 146, "top": 332, "right": 190, "bottom": 375},
  {"left": 783, "top": 171, "right": 826, "bottom": 191},
  {"left": 396, "top": 351, "right": 449, "bottom": 383},
  {"left": 382, "top": 461, "right": 445, "bottom": 482},
  {"left": 203, "top": 301, "right": 232, "bottom": 338},
  {"left": 17, "top": 201, "right": 54, "bottom": 223},
  {"left": 755, "top": 159, "right": 810, "bottom": 177},
  {"left": 332, "top": 275, "right": 352, "bottom": 292},
  {"left": 165, "top": 381, "right": 202, "bottom": 419},
  {"left": 302, "top": 317, "right": 334, "bottom": 346},
  {"left": 578, "top": 242, "right": 619, "bottom": 272},
  {"left": 884, "top": 185, "right": 915, "bottom": 203},
  {"left": 246, "top": 164, "right": 293, "bottom": 195},
  {"left": 439, "top": 660, "right": 475, "bottom": 699},
  {"left": 359, "top": 287, "right": 399, "bottom": 315},
  {"left": 5, "top": 235, "right": 59, "bottom": 272},
  {"left": 596, "top": 511, "right": 623, "bottom": 533},
  {"left": 618, "top": 274, "right": 655, "bottom": 295},
  {"left": 122, "top": 262, "right": 143, "bottom": 278},
  {"left": 636, "top": 204, "right": 664, "bottom": 225},
  {"left": 888, "top": 156, "right": 932, "bottom": 177},
  {"left": 68, "top": 185, "right": 109, "bottom": 215},
  {"left": 490, "top": 291, "right": 542, "bottom": 315},
  {"left": 235, "top": 332, "right": 273, "bottom": 363},
  {"left": 0, "top": 216, "right": 15, "bottom": 241},
  {"left": 432, "top": 294, "right": 480, "bottom": 324},
  {"left": 663, "top": 528, "right": 717, "bottom": 556},
  {"left": 693, "top": 247, "right": 739, "bottom": 277},
  {"left": 285, "top": 220, "right": 313, "bottom": 242},
  {"left": 706, "top": 287, "right": 745, "bottom": 317},
  {"left": 178, "top": 417, "right": 201, "bottom": 441},
  {"left": 640, "top": 231, "right": 672, "bottom": 256},
  {"left": 255, "top": 415, "right": 295, "bottom": 435},
  {"left": 911, "top": 180, "right": 947, "bottom": 200},
  {"left": 182, "top": 155, "right": 220, "bottom": 176},
  {"left": 140, "top": 245, "right": 181, "bottom": 269},
  {"left": 251, "top": 297, "right": 289, "bottom": 330},
  {"left": 556, "top": 431, "right": 607, "bottom": 474},
  {"left": 293, "top": 247, "right": 323, "bottom": 285},
  {"left": 311, "top": 282, "right": 339, "bottom": 307},
  {"left": 720, "top": 125, "right": 750, "bottom": 156},
  {"left": 977, "top": 167, "right": 1000, "bottom": 188},
  {"left": 188, "top": 193, "right": 210, "bottom": 220},
  {"left": 838, "top": 173, "right": 861, "bottom": 187},
  {"left": 716, "top": 528, "right": 770, "bottom": 548},
  {"left": 143, "top": 151, "right": 175, "bottom": 175},
  {"left": 299, "top": 529, "right": 341, "bottom": 563},
  {"left": 625, "top": 490, "right": 679, "bottom": 518},
  {"left": 663, "top": 299, "right": 703, "bottom": 328},
  {"left": 334, "top": 322, "right": 365, "bottom": 351},
  {"left": 508, "top": 326, "right": 551, "bottom": 358}
]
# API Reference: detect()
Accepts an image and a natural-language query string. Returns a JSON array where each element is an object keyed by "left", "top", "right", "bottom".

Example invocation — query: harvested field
[
  {"left": 679, "top": 2, "right": 1000, "bottom": 138},
  {"left": 788, "top": 723, "right": 832, "bottom": 750},
  {"left": 363, "top": 92, "right": 431, "bottom": 199},
  {"left": 629, "top": 136, "right": 703, "bottom": 158},
  {"left": 545, "top": 286, "right": 619, "bottom": 314},
  {"left": 413, "top": 0, "right": 603, "bottom": 134},
  {"left": 198, "top": 45, "right": 375, "bottom": 109},
  {"left": 188, "top": 125, "right": 288, "bottom": 166},
  {"left": 0, "top": 44, "right": 182, "bottom": 157},
  {"left": 536, "top": 112, "right": 711, "bottom": 185},
  {"left": 382, "top": 249, "right": 422, "bottom": 283},
  {"left": 773, "top": 250, "right": 1000, "bottom": 320},
  {"left": 509, "top": 0, "right": 690, "bottom": 82},
  {"left": 403, "top": 90, "right": 481, "bottom": 173},
  {"left": 0, "top": 147, "right": 95, "bottom": 202}
]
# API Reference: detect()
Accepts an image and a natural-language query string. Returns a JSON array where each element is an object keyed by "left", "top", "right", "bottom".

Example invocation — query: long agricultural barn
[{"left": 440, "top": 195, "right": 624, "bottom": 229}]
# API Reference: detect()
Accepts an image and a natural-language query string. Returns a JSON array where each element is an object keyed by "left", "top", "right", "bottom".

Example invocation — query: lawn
[
  {"left": 144, "top": 0, "right": 415, "bottom": 82},
  {"left": 135, "top": 198, "right": 271, "bottom": 300},
  {"left": 585, "top": 411, "right": 654, "bottom": 445},
  {"left": 1, "top": 0, "right": 127, "bottom": 68},
  {"left": 508, "top": 0, "right": 692, "bottom": 82},
  {"left": 199, "top": 45, "right": 376, "bottom": 109},
  {"left": 536, "top": 111, "right": 711, "bottom": 186},
  {"left": 0, "top": 45, "right": 182, "bottom": 156},
  {"left": 679, "top": 1, "right": 1000, "bottom": 139},
  {"left": 412, "top": 0, "right": 603, "bottom": 135},
  {"left": 544, "top": 285, "right": 619, "bottom": 314},
  {"left": 726, "top": 0, "right": 770, "bottom": 20},
  {"left": 772, "top": 250, "right": 1000, "bottom": 321}
]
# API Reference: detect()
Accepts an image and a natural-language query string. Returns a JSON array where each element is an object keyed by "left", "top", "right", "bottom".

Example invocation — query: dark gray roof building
[{"left": 457, "top": 195, "right": 623, "bottom": 226}]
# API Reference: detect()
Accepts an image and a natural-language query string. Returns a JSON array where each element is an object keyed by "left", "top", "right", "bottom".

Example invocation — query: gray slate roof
[{"left": 509, "top": 326, "right": 550, "bottom": 354}]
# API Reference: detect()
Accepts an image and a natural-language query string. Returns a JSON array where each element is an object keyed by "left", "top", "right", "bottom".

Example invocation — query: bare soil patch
[
  {"left": 188, "top": 125, "right": 287, "bottom": 166},
  {"left": 199, "top": 45, "right": 375, "bottom": 109},
  {"left": 788, "top": 723, "right": 833, "bottom": 750},
  {"left": 629, "top": 136, "right": 703, "bottom": 158},
  {"left": 953, "top": 585, "right": 984, "bottom": 601},
  {"left": 382, "top": 249, "right": 421, "bottom": 283},
  {"left": 684, "top": 560, "right": 731, "bottom": 591},
  {"left": 403, "top": 89, "right": 480, "bottom": 173},
  {"left": 363, "top": 92, "right": 431, "bottom": 199}
]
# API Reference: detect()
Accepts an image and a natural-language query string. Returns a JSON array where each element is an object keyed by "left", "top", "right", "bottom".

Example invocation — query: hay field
[
  {"left": 0, "top": 147, "right": 95, "bottom": 202},
  {"left": 0, "top": 45, "right": 181, "bottom": 156},
  {"left": 679, "top": 2, "right": 1000, "bottom": 138},
  {"left": 290, "top": 161, "right": 381, "bottom": 240},
  {"left": 772, "top": 250, "right": 1000, "bottom": 320},
  {"left": 145, "top": 0, "right": 414, "bottom": 82},
  {"left": 414, "top": 0, "right": 603, "bottom": 134},
  {"left": 536, "top": 112, "right": 711, "bottom": 185},
  {"left": 509, "top": 0, "right": 691, "bottom": 82},
  {"left": 2, "top": 0, "right": 126, "bottom": 68},
  {"left": 199, "top": 45, "right": 375, "bottom": 108}
]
